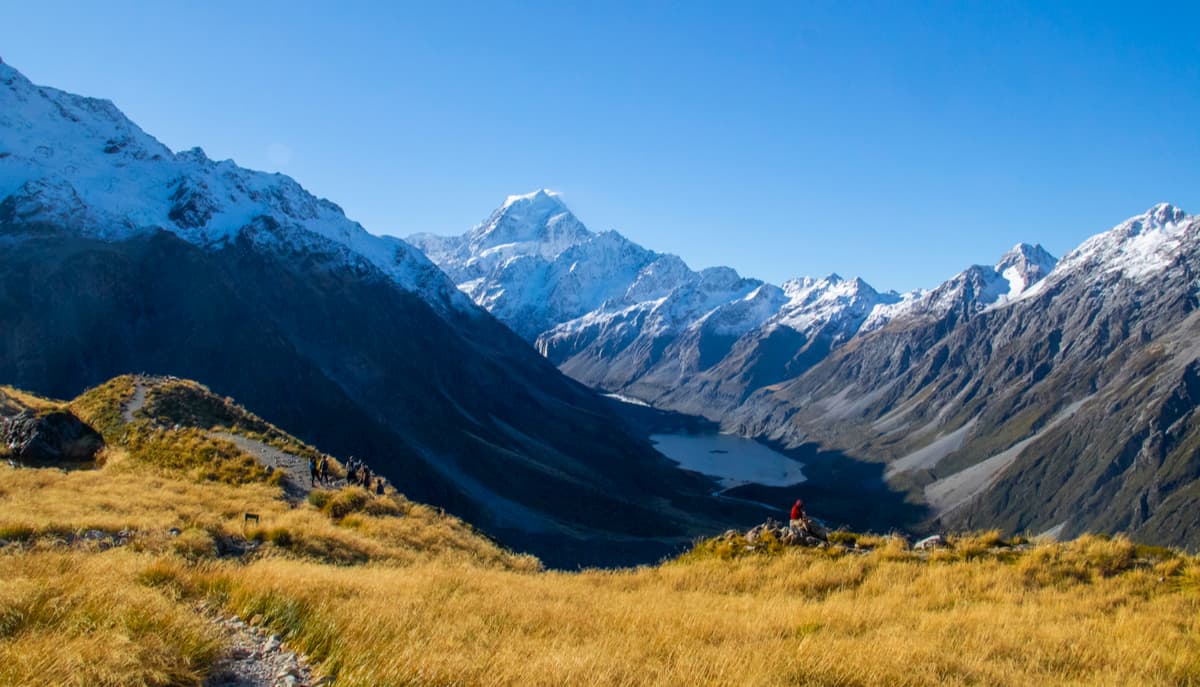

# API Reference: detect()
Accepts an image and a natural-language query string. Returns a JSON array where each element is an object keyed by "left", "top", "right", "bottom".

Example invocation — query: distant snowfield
[
  {"left": 650, "top": 432, "right": 806, "bottom": 488},
  {"left": 602, "top": 392, "right": 650, "bottom": 407}
]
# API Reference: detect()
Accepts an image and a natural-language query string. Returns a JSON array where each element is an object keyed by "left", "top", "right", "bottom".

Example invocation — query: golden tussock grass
[
  {"left": 3, "top": 377, "right": 1199, "bottom": 686},
  {"left": 0, "top": 550, "right": 221, "bottom": 687},
  {"left": 158, "top": 539, "right": 1197, "bottom": 687},
  {"left": 4, "top": 448, "right": 1200, "bottom": 687}
]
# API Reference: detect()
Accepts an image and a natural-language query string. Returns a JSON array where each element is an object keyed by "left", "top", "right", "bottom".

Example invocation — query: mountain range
[
  {"left": 0, "top": 60, "right": 774, "bottom": 568},
  {"left": 4, "top": 56, "right": 1198, "bottom": 554},
  {"left": 412, "top": 191, "right": 1200, "bottom": 549}
]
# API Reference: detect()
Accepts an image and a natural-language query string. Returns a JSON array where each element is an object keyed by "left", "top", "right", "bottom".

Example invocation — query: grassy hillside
[{"left": 1, "top": 377, "right": 1198, "bottom": 686}]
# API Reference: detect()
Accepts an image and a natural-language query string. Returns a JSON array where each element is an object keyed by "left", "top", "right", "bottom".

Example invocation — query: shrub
[
  {"left": 317, "top": 487, "right": 401, "bottom": 520},
  {"left": 308, "top": 489, "right": 334, "bottom": 510},
  {"left": 323, "top": 488, "right": 370, "bottom": 520}
]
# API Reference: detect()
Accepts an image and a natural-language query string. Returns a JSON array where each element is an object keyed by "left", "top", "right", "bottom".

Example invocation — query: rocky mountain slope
[
  {"left": 413, "top": 191, "right": 1200, "bottom": 549},
  {"left": 0, "top": 60, "right": 770, "bottom": 567},
  {"left": 733, "top": 203, "right": 1200, "bottom": 548}
]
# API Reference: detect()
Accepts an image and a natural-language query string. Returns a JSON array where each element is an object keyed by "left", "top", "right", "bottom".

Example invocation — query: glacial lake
[{"left": 650, "top": 432, "right": 806, "bottom": 489}]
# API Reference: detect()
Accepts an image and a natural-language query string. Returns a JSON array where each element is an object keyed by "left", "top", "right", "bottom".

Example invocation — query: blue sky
[{"left": 3, "top": 1, "right": 1198, "bottom": 291}]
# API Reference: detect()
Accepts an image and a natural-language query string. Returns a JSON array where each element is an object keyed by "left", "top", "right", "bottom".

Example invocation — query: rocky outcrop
[{"left": 2, "top": 410, "right": 103, "bottom": 463}]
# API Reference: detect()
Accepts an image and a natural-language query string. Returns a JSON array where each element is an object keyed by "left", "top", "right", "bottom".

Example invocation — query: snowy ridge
[
  {"left": 773, "top": 274, "right": 902, "bottom": 340},
  {"left": 1013, "top": 204, "right": 1196, "bottom": 305},
  {"left": 1053, "top": 203, "right": 1196, "bottom": 281},
  {"left": 861, "top": 242, "right": 1059, "bottom": 323},
  {"left": 0, "top": 61, "right": 470, "bottom": 313},
  {"left": 411, "top": 187, "right": 1072, "bottom": 400}
]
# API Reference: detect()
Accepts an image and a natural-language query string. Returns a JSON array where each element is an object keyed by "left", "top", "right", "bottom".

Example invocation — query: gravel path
[
  {"left": 212, "top": 432, "right": 325, "bottom": 502},
  {"left": 204, "top": 611, "right": 324, "bottom": 687},
  {"left": 121, "top": 377, "right": 149, "bottom": 424}
]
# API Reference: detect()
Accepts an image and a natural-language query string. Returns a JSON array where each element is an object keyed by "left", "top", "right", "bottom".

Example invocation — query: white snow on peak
[
  {"left": 1053, "top": 203, "right": 1195, "bottom": 281},
  {"left": 408, "top": 188, "right": 592, "bottom": 288},
  {"left": 859, "top": 242, "right": 1059, "bottom": 322},
  {"left": 0, "top": 61, "right": 471, "bottom": 313},
  {"left": 502, "top": 188, "right": 562, "bottom": 209},
  {"left": 995, "top": 243, "right": 1057, "bottom": 296},
  {"left": 772, "top": 273, "right": 900, "bottom": 340}
]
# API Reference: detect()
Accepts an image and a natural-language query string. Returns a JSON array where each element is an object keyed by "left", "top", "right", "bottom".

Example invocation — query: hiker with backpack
[{"left": 308, "top": 456, "right": 318, "bottom": 487}]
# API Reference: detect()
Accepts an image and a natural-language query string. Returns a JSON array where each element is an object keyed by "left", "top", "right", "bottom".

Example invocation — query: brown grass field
[{"left": 1, "top": 378, "right": 1198, "bottom": 686}]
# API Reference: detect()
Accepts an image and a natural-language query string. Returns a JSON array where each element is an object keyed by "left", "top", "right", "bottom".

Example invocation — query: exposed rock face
[
  {"left": 730, "top": 205, "right": 1200, "bottom": 549},
  {"left": 2, "top": 410, "right": 103, "bottom": 463}
]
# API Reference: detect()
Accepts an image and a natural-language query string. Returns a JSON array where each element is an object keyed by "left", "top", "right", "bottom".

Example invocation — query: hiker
[
  {"left": 788, "top": 498, "right": 828, "bottom": 542},
  {"left": 375, "top": 478, "right": 385, "bottom": 495},
  {"left": 308, "top": 457, "right": 318, "bottom": 487},
  {"left": 318, "top": 456, "right": 329, "bottom": 485},
  {"left": 363, "top": 466, "right": 372, "bottom": 487},
  {"left": 789, "top": 498, "right": 805, "bottom": 524}
]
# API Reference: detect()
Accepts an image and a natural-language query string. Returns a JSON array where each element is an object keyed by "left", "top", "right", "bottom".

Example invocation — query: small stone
[
  {"left": 263, "top": 635, "right": 281, "bottom": 652},
  {"left": 249, "top": 614, "right": 264, "bottom": 626},
  {"left": 229, "top": 646, "right": 251, "bottom": 660}
]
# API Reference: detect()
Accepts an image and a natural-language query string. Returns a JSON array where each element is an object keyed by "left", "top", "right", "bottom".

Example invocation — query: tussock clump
[
  {"left": 172, "top": 527, "right": 219, "bottom": 561},
  {"left": 317, "top": 486, "right": 403, "bottom": 520}
]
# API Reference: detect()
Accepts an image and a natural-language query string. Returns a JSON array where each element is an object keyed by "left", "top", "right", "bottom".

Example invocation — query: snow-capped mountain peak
[
  {"left": 469, "top": 188, "right": 590, "bottom": 256},
  {"left": 774, "top": 271, "right": 898, "bottom": 338},
  {"left": 0, "top": 60, "right": 469, "bottom": 312},
  {"left": 1052, "top": 203, "right": 1195, "bottom": 282},
  {"left": 995, "top": 242, "right": 1057, "bottom": 296}
]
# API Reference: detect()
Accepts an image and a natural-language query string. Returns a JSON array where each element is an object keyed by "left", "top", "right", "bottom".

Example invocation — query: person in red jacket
[{"left": 790, "top": 498, "right": 805, "bottom": 523}]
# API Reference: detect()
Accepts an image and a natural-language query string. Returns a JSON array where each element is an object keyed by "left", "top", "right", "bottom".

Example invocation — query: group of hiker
[
  {"left": 304, "top": 454, "right": 384, "bottom": 494},
  {"left": 345, "top": 456, "right": 387, "bottom": 495}
]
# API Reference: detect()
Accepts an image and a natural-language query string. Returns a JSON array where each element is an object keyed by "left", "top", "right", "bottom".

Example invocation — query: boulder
[
  {"left": 1, "top": 410, "right": 103, "bottom": 464},
  {"left": 914, "top": 535, "right": 946, "bottom": 551}
]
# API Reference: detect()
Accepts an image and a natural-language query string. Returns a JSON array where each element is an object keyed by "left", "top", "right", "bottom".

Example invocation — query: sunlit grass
[{"left": 2, "top": 376, "right": 1198, "bottom": 686}]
